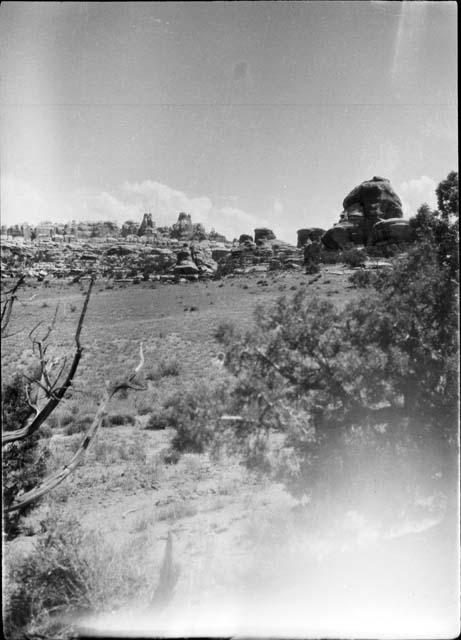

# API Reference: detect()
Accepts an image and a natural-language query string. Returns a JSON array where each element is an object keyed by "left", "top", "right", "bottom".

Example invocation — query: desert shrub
[
  {"left": 160, "top": 447, "right": 181, "bottom": 465},
  {"left": 214, "top": 320, "right": 236, "bottom": 344},
  {"left": 64, "top": 414, "right": 92, "bottom": 436},
  {"left": 146, "top": 406, "right": 174, "bottom": 430},
  {"left": 145, "top": 357, "right": 181, "bottom": 381},
  {"left": 3, "top": 513, "right": 147, "bottom": 639},
  {"left": 348, "top": 268, "right": 379, "bottom": 288},
  {"left": 318, "top": 247, "right": 344, "bottom": 265},
  {"left": 366, "top": 243, "right": 402, "bottom": 259},
  {"left": 2, "top": 373, "right": 50, "bottom": 539},
  {"left": 211, "top": 203, "right": 458, "bottom": 527},
  {"left": 107, "top": 413, "right": 136, "bottom": 427},
  {"left": 342, "top": 247, "right": 366, "bottom": 268},
  {"left": 167, "top": 382, "right": 233, "bottom": 454},
  {"left": 39, "top": 424, "right": 53, "bottom": 439}
]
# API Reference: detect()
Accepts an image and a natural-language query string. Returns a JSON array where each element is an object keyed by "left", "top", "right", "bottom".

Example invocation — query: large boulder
[
  {"left": 322, "top": 177, "right": 405, "bottom": 249},
  {"left": 191, "top": 243, "right": 218, "bottom": 273},
  {"left": 343, "top": 176, "right": 403, "bottom": 223},
  {"left": 105, "top": 244, "right": 138, "bottom": 257},
  {"left": 322, "top": 222, "right": 366, "bottom": 250},
  {"left": 297, "top": 228, "right": 326, "bottom": 248},
  {"left": 254, "top": 228, "right": 276, "bottom": 244},
  {"left": 371, "top": 218, "right": 415, "bottom": 245}
]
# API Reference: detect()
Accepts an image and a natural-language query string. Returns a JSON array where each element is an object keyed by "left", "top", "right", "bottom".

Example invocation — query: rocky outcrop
[
  {"left": 343, "top": 176, "right": 403, "bottom": 224},
  {"left": 254, "top": 228, "right": 276, "bottom": 244},
  {"left": 216, "top": 233, "right": 302, "bottom": 276},
  {"left": 137, "top": 213, "right": 155, "bottom": 236},
  {"left": 190, "top": 242, "right": 218, "bottom": 274},
  {"left": 322, "top": 177, "right": 412, "bottom": 249},
  {"left": 297, "top": 228, "right": 325, "bottom": 248},
  {"left": 174, "top": 244, "right": 199, "bottom": 276},
  {"left": 171, "top": 213, "right": 193, "bottom": 241},
  {"left": 371, "top": 218, "right": 415, "bottom": 245},
  {"left": 322, "top": 222, "right": 366, "bottom": 250}
]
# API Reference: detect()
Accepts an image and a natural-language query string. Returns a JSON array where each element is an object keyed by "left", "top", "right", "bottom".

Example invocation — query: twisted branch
[
  {"left": 2, "top": 278, "right": 95, "bottom": 445},
  {"left": 4, "top": 343, "right": 145, "bottom": 513}
]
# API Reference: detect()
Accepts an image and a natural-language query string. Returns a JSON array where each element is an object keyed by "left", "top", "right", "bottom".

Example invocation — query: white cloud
[
  {"left": 0, "top": 175, "right": 267, "bottom": 240},
  {"left": 0, "top": 174, "right": 52, "bottom": 226},
  {"left": 399, "top": 175, "right": 437, "bottom": 216},
  {"left": 212, "top": 206, "right": 268, "bottom": 241}
]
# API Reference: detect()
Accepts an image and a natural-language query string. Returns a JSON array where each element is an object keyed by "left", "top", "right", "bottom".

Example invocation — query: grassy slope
[{"left": 5, "top": 269, "right": 456, "bottom": 637}]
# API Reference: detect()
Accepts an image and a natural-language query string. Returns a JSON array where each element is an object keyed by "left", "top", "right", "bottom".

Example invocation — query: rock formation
[
  {"left": 371, "top": 218, "right": 415, "bottom": 244},
  {"left": 216, "top": 232, "right": 302, "bottom": 275},
  {"left": 174, "top": 244, "right": 199, "bottom": 276},
  {"left": 297, "top": 228, "right": 325, "bottom": 248},
  {"left": 171, "top": 213, "right": 193, "bottom": 241},
  {"left": 254, "top": 228, "right": 276, "bottom": 244},
  {"left": 137, "top": 213, "right": 155, "bottom": 236},
  {"left": 322, "top": 177, "right": 412, "bottom": 249}
]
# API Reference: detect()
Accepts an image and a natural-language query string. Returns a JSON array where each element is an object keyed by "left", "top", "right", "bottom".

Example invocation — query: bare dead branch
[
  {"left": 2, "top": 276, "right": 25, "bottom": 298},
  {"left": 1, "top": 276, "right": 25, "bottom": 336},
  {"left": 28, "top": 320, "right": 44, "bottom": 345},
  {"left": 25, "top": 384, "right": 40, "bottom": 418},
  {"left": 5, "top": 340, "right": 145, "bottom": 512},
  {"left": 2, "top": 278, "right": 95, "bottom": 445},
  {"left": 40, "top": 302, "right": 60, "bottom": 345},
  {"left": 21, "top": 373, "right": 50, "bottom": 399}
]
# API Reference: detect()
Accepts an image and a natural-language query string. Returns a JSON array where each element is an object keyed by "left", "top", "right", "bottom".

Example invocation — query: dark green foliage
[
  {"left": 341, "top": 247, "right": 367, "bottom": 268},
  {"left": 168, "top": 382, "right": 232, "bottom": 454},
  {"left": 64, "top": 414, "right": 93, "bottom": 435},
  {"left": 145, "top": 357, "right": 181, "bottom": 381},
  {"left": 365, "top": 243, "right": 402, "bottom": 259},
  {"left": 348, "top": 268, "right": 379, "bottom": 288},
  {"left": 145, "top": 407, "right": 174, "bottom": 430},
  {"left": 318, "top": 247, "right": 344, "bottom": 265},
  {"left": 3, "top": 517, "right": 93, "bottom": 637},
  {"left": 212, "top": 201, "right": 458, "bottom": 526},
  {"left": 436, "top": 171, "right": 458, "bottom": 219},
  {"left": 2, "top": 374, "right": 50, "bottom": 539},
  {"left": 107, "top": 413, "right": 136, "bottom": 427}
]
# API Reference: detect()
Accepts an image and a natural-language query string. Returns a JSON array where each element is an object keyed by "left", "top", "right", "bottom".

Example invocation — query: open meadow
[{"left": 3, "top": 264, "right": 458, "bottom": 638}]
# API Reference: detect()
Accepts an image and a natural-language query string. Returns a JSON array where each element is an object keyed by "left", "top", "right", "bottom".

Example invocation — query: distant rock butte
[{"left": 137, "top": 213, "right": 155, "bottom": 236}]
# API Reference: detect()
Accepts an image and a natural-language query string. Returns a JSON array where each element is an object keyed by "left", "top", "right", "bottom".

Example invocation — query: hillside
[{"left": 3, "top": 266, "right": 457, "bottom": 638}]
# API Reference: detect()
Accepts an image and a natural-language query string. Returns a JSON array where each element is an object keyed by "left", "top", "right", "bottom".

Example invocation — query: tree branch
[
  {"left": 2, "top": 278, "right": 95, "bottom": 445},
  {"left": 5, "top": 341, "right": 145, "bottom": 512}
]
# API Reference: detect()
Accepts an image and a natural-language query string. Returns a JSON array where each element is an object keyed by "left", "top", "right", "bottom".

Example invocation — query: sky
[{"left": 0, "top": 1, "right": 457, "bottom": 243}]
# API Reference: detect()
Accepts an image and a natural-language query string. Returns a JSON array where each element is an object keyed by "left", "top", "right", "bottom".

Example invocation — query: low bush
[
  {"left": 145, "top": 357, "right": 181, "bottom": 381},
  {"left": 348, "top": 268, "right": 379, "bottom": 288},
  {"left": 107, "top": 413, "right": 136, "bottom": 427},
  {"left": 146, "top": 407, "right": 174, "bottom": 430},
  {"left": 214, "top": 320, "right": 236, "bottom": 344},
  {"left": 3, "top": 512, "right": 147, "bottom": 639},
  {"left": 167, "top": 382, "right": 232, "bottom": 454},
  {"left": 366, "top": 243, "right": 403, "bottom": 259},
  {"left": 342, "top": 247, "right": 367, "bottom": 268},
  {"left": 64, "top": 415, "right": 92, "bottom": 436},
  {"left": 318, "top": 247, "right": 344, "bottom": 265}
]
